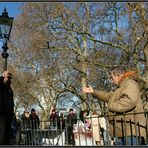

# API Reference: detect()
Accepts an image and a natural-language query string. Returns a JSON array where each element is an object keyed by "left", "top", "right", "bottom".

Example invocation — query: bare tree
[{"left": 9, "top": 2, "right": 148, "bottom": 118}]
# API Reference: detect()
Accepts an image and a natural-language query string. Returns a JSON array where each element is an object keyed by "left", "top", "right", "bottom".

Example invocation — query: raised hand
[
  {"left": 82, "top": 85, "right": 93, "bottom": 94},
  {"left": 2, "top": 70, "right": 9, "bottom": 78}
]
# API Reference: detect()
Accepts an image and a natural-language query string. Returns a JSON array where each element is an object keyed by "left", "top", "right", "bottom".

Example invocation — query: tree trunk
[{"left": 81, "top": 35, "right": 87, "bottom": 110}]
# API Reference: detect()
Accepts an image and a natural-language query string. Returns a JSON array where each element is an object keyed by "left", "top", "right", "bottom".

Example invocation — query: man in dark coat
[
  {"left": 21, "top": 110, "right": 31, "bottom": 145},
  {"left": 29, "top": 108, "right": 40, "bottom": 145},
  {"left": 67, "top": 108, "right": 77, "bottom": 145},
  {"left": 29, "top": 108, "right": 40, "bottom": 129},
  {"left": 0, "top": 71, "right": 14, "bottom": 144}
]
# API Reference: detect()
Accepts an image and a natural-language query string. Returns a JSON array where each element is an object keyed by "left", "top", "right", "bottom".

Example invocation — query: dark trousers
[
  {"left": 0, "top": 115, "right": 12, "bottom": 145},
  {"left": 120, "top": 136, "right": 146, "bottom": 145},
  {"left": 0, "top": 116, "right": 6, "bottom": 144},
  {"left": 67, "top": 126, "right": 75, "bottom": 145},
  {"left": 5, "top": 115, "right": 13, "bottom": 144}
]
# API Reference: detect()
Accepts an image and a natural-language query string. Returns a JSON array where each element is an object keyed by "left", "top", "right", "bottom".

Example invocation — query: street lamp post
[{"left": 0, "top": 7, "right": 13, "bottom": 71}]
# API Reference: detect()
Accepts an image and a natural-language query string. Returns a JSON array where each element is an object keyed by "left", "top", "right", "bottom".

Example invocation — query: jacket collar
[{"left": 118, "top": 77, "right": 130, "bottom": 87}]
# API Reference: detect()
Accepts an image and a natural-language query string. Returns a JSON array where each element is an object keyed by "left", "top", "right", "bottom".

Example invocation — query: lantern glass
[
  {"left": 0, "top": 24, "right": 11, "bottom": 39},
  {"left": 0, "top": 8, "right": 13, "bottom": 40}
]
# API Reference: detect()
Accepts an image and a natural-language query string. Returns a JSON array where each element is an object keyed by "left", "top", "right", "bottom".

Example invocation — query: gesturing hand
[{"left": 82, "top": 85, "right": 94, "bottom": 94}]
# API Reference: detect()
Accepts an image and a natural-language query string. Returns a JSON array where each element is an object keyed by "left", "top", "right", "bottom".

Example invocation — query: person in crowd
[
  {"left": 82, "top": 66, "right": 146, "bottom": 145},
  {"left": 21, "top": 110, "right": 30, "bottom": 129},
  {"left": 91, "top": 111, "right": 101, "bottom": 145},
  {"left": 29, "top": 108, "right": 40, "bottom": 129},
  {"left": 49, "top": 108, "right": 60, "bottom": 130},
  {"left": 9, "top": 113, "right": 21, "bottom": 145},
  {"left": 0, "top": 71, "right": 14, "bottom": 144},
  {"left": 29, "top": 108, "right": 40, "bottom": 145},
  {"left": 15, "top": 113, "right": 21, "bottom": 145},
  {"left": 59, "top": 113, "right": 65, "bottom": 130},
  {"left": 73, "top": 110, "right": 96, "bottom": 146},
  {"left": 67, "top": 108, "right": 77, "bottom": 145},
  {"left": 21, "top": 110, "right": 31, "bottom": 144}
]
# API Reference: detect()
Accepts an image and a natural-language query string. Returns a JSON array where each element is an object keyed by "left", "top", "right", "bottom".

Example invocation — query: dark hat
[
  {"left": 31, "top": 108, "right": 35, "bottom": 112},
  {"left": 69, "top": 108, "right": 73, "bottom": 112}
]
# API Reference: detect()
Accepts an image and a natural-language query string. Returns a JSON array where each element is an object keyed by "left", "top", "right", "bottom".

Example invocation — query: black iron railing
[{"left": 16, "top": 111, "right": 148, "bottom": 146}]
